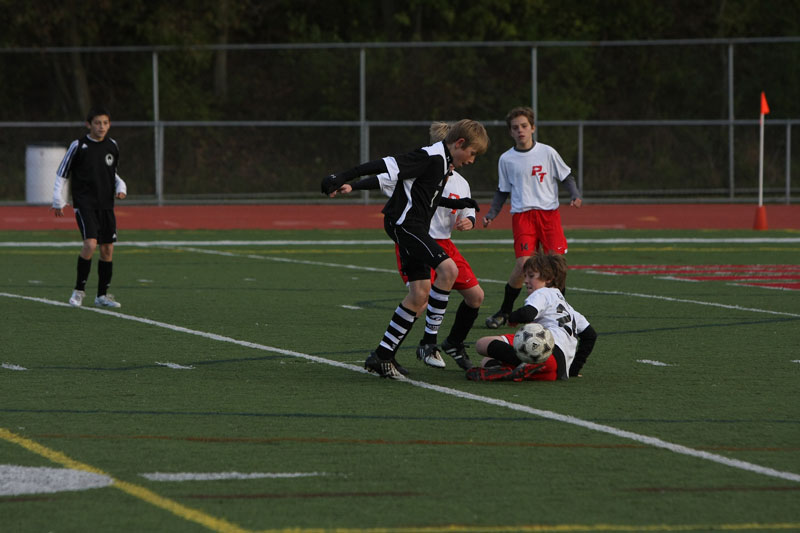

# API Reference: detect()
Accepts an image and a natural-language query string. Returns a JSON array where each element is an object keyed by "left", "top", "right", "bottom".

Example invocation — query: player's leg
[
  {"left": 439, "top": 244, "right": 484, "bottom": 368},
  {"left": 69, "top": 209, "right": 98, "bottom": 307},
  {"left": 486, "top": 212, "right": 538, "bottom": 328},
  {"left": 94, "top": 210, "right": 121, "bottom": 308}
]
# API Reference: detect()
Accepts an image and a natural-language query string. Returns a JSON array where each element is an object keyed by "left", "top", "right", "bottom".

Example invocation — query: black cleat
[
  {"left": 485, "top": 311, "right": 509, "bottom": 329},
  {"left": 440, "top": 338, "right": 473, "bottom": 370},
  {"left": 364, "top": 352, "right": 406, "bottom": 380}
]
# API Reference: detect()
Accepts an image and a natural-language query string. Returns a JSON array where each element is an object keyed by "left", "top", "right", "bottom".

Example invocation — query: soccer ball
[{"left": 513, "top": 323, "right": 555, "bottom": 363}]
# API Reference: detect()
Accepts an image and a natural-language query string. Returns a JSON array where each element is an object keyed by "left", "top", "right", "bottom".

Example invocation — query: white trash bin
[{"left": 26, "top": 143, "right": 67, "bottom": 205}]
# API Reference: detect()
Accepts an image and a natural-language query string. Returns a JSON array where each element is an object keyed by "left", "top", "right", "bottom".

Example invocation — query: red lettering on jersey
[
  {"left": 448, "top": 193, "right": 460, "bottom": 214},
  {"left": 531, "top": 165, "right": 547, "bottom": 183}
]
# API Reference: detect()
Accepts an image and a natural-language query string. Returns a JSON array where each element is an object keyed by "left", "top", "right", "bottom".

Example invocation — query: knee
[
  {"left": 436, "top": 260, "right": 458, "bottom": 285},
  {"left": 464, "top": 286, "right": 484, "bottom": 308}
]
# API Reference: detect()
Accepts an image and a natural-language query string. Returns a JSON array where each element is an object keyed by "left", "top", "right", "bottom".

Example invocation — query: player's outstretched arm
[{"left": 483, "top": 189, "right": 509, "bottom": 227}]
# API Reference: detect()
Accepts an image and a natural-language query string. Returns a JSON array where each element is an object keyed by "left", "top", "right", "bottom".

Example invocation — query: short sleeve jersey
[
  {"left": 497, "top": 142, "right": 571, "bottom": 212},
  {"left": 57, "top": 134, "right": 120, "bottom": 210},
  {"left": 380, "top": 141, "right": 452, "bottom": 233},
  {"left": 523, "top": 286, "right": 590, "bottom": 377}
]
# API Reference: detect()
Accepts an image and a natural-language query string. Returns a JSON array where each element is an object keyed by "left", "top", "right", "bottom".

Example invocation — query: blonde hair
[
  {"left": 429, "top": 121, "right": 450, "bottom": 144},
  {"left": 444, "top": 119, "right": 489, "bottom": 154}
]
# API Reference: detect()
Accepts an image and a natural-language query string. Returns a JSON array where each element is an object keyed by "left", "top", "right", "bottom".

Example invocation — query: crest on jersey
[{"left": 105, "top": 154, "right": 114, "bottom": 166}]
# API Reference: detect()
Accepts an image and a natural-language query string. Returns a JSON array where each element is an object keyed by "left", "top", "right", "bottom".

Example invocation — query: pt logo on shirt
[
  {"left": 105, "top": 154, "right": 114, "bottom": 166},
  {"left": 531, "top": 165, "right": 547, "bottom": 183}
]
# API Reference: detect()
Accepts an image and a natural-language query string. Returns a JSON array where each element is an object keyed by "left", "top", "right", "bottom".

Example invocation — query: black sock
[
  {"left": 487, "top": 340, "right": 521, "bottom": 366},
  {"left": 500, "top": 284, "right": 522, "bottom": 314},
  {"left": 97, "top": 260, "right": 113, "bottom": 297},
  {"left": 75, "top": 256, "right": 91, "bottom": 291},
  {"left": 446, "top": 300, "right": 480, "bottom": 346}
]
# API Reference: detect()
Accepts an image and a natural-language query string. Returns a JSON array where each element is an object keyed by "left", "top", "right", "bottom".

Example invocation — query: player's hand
[
  {"left": 482, "top": 216, "right": 492, "bottom": 228},
  {"left": 51, "top": 207, "right": 64, "bottom": 217},
  {"left": 454, "top": 217, "right": 474, "bottom": 231},
  {"left": 320, "top": 174, "right": 343, "bottom": 195},
  {"left": 570, "top": 198, "right": 582, "bottom": 208},
  {"left": 116, "top": 192, "right": 127, "bottom": 200},
  {"left": 329, "top": 184, "right": 353, "bottom": 198}
]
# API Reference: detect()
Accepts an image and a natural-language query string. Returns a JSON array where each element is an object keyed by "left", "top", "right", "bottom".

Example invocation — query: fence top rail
[
  {"left": 2, "top": 119, "right": 797, "bottom": 128},
  {"left": 2, "top": 36, "right": 799, "bottom": 54}
]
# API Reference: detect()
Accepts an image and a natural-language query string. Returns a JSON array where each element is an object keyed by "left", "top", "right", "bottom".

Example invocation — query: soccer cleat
[
  {"left": 440, "top": 338, "right": 473, "bottom": 370},
  {"left": 68, "top": 289, "right": 85, "bottom": 307},
  {"left": 391, "top": 357, "right": 410, "bottom": 376},
  {"left": 364, "top": 352, "right": 405, "bottom": 380},
  {"left": 416, "top": 344, "right": 446, "bottom": 368},
  {"left": 94, "top": 294, "right": 121, "bottom": 308},
  {"left": 484, "top": 311, "right": 509, "bottom": 329}
]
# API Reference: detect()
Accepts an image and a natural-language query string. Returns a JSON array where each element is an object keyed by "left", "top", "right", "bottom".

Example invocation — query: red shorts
[
  {"left": 499, "top": 333, "right": 558, "bottom": 381},
  {"left": 395, "top": 239, "right": 478, "bottom": 291},
  {"left": 511, "top": 209, "right": 568, "bottom": 257}
]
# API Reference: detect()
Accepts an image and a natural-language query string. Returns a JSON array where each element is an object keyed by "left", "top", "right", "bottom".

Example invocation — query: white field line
[
  {"left": 1, "top": 290, "right": 799, "bottom": 484},
  {"left": 140, "top": 471, "right": 324, "bottom": 482},
  {"left": 2, "top": 236, "right": 800, "bottom": 248},
  {"left": 177, "top": 247, "right": 800, "bottom": 319}
]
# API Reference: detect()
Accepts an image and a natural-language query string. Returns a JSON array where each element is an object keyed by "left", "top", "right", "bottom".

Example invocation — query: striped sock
[
  {"left": 420, "top": 285, "right": 450, "bottom": 345},
  {"left": 375, "top": 303, "right": 416, "bottom": 360}
]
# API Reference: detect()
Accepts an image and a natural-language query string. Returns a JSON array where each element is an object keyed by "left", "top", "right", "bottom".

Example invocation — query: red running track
[{"left": 1, "top": 203, "right": 799, "bottom": 231}]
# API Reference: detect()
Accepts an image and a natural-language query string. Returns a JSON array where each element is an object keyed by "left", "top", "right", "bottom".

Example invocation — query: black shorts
[
  {"left": 385, "top": 219, "right": 449, "bottom": 282},
  {"left": 75, "top": 208, "right": 117, "bottom": 244}
]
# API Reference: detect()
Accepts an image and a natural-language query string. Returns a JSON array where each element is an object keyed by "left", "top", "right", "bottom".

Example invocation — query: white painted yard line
[
  {"left": 1, "top": 363, "right": 28, "bottom": 371},
  {"left": 2, "top": 236, "right": 800, "bottom": 248},
  {"left": 155, "top": 362, "right": 195, "bottom": 370},
  {"left": 140, "top": 471, "right": 324, "bottom": 482},
  {"left": 176, "top": 247, "right": 800, "bottom": 319},
  {"left": 637, "top": 359, "right": 674, "bottom": 367},
  {"left": 2, "top": 290, "right": 799, "bottom": 484}
]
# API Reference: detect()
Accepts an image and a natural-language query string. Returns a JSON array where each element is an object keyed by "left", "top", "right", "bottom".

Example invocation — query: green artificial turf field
[{"left": 1, "top": 228, "right": 799, "bottom": 532}]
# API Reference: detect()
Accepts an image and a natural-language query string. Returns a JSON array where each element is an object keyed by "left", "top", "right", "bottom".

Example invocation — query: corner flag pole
[
  {"left": 758, "top": 92, "right": 769, "bottom": 207},
  {"left": 754, "top": 92, "right": 770, "bottom": 230}
]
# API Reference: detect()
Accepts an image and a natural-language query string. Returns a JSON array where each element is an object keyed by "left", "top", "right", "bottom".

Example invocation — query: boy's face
[
  {"left": 450, "top": 138, "right": 479, "bottom": 168},
  {"left": 509, "top": 115, "right": 534, "bottom": 149},
  {"left": 87, "top": 115, "right": 111, "bottom": 141},
  {"left": 523, "top": 269, "right": 549, "bottom": 293}
]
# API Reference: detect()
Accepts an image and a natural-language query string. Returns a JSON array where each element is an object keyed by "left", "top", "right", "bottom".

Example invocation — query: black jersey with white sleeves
[
  {"left": 57, "top": 134, "right": 120, "bottom": 210},
  {"left": 380, "top": 141, "right": 453, "bottom": 232}
]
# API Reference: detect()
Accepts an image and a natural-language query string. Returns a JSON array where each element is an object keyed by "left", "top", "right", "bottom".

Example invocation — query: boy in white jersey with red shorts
[
  {"left": 332, "top": 122, "right": 484, "bottom": 372},
  {"left": 468, "top": 252, "right": 597, "bottom": 382},
  {"left": 482, "top": 106, "right": 583, "bottom": 329}
]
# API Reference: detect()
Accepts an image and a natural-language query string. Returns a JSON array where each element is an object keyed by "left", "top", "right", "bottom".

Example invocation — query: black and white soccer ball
[{"left": 513, "top": 323, "right": 555, "bottom": 363}]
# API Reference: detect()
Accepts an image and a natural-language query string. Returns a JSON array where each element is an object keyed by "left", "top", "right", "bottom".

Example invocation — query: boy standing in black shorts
[
  {"left": 51, "top": 106, "right": 127, "bottom": 308},
  {"left": 321, "top": 119, "right": 489, "bottom": 379}
]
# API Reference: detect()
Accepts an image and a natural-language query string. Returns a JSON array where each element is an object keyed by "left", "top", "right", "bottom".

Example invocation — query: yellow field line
[
  {"left": 2, "top": 427, "right": 797, "bottom": 533},
  {"left": 0, "top": 427, "right": 252, "bottom": 533}
]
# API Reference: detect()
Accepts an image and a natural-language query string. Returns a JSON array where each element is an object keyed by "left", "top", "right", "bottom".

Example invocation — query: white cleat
[
  {"left": 416, "top": 344, "right": 446, "bottom": 368},
  {"left": 69, "top": 290, "right": 85, "bottom": 307},
  {"left": 94, "top": 294, "right": 121, "bottom": 308}
]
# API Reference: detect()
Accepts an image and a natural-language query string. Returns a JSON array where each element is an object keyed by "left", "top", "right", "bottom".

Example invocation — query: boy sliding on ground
[
  {"left": 468, "top": 252, "right": 597, "bottom": 382},
  {"left": 321, "top": 119, "right": 489, "bottom": 379}
]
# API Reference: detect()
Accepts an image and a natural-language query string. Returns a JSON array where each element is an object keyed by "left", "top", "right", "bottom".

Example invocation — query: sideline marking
[
  {"left": 156, "top": 362, "right": 195, "bottom": 370},
  {"left": 2, "top": 291, "right": 799, "bottom": 484},
  {"left": 2, "top": 363, "right": 27, "bottom": 371},
  {"left": 0, "top": 428, "right": 252, "bottom": 533}
]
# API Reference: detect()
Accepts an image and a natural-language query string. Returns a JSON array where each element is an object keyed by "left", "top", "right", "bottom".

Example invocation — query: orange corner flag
[{"left": 760, "top": 92, "right": 770, "bottom": 115}]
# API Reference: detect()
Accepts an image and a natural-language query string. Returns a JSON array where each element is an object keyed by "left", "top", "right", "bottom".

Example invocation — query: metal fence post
[{"left": 152, "top": 51, "right": 163, "bottom": 206}]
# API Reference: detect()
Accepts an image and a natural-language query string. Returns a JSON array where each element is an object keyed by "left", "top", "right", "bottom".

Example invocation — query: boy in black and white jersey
[
  {"left": 51, "top": 107, "right": 127, "bottom": 308},
  {"left": 321, "top": 119, "right": 489, "bottom": 379}
]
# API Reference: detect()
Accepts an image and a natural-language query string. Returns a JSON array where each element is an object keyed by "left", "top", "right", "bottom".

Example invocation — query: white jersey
[
  {"left": 523, "top": 286, "right": 590, "bottom": 377},
  {"left": 497, "top": 142, "right": 571, "bottom": 212},
  {"left": 378, "top": 170, "right": 475, "bottom": 240}
]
